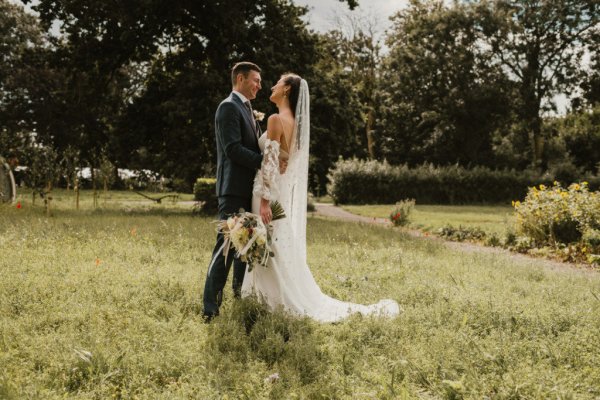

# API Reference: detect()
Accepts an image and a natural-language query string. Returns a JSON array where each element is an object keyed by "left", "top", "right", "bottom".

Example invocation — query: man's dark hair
[{"left": 231, "top": 62, "right": 261, "bottom": 87}]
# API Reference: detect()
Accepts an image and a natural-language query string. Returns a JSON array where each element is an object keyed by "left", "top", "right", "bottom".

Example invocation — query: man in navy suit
[{"left": 203, "top": 62, "right": 264, "bottom": 320}]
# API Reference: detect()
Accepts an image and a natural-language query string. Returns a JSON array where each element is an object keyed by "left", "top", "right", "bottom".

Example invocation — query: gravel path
[{"left": 313, "top": 203, "right": 593, "bottom": 274}]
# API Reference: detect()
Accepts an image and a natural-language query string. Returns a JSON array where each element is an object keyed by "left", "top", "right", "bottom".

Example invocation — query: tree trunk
[
  {"left": 366, "top": 107, "right": 375, "bottom": 159},
  {"left": 45, "top": 181, "right": 52, "bottom": 216},
  {"left": 74, "top": 174, "right": 80, "bottom": 210},
  {"left": 92, "top": 167, "right": 98, "bottom": 208},
  {"left": 103, "top": 177, "right": 108, "bottom": 206}
]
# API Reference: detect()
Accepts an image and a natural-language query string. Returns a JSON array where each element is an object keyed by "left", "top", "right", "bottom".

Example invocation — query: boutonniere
[{"left": 253, "top": 110, "right": 265, "bottom": 122}]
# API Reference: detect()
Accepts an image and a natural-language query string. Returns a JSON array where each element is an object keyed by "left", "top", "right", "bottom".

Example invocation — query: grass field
[
  {"left": 342, "top": 204, "right": 515, "bottom": 236},
  {"left": 2, "top": 192, "right": 600, "bottom": 398}
]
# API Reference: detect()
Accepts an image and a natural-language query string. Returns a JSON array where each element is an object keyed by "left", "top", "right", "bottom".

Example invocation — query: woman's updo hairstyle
[{"left": 282, "top": 73, "right": 302, "bottom": 117}]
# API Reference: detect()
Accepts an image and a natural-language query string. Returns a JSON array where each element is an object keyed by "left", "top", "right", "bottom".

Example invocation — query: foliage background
[{"left": 0, "top": 0, "right": 598, "bottom": 197}]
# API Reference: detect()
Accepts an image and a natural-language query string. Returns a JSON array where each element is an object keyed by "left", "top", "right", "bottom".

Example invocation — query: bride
[{"left": 241, "top": 73, "right": 400, "bottom": 322}]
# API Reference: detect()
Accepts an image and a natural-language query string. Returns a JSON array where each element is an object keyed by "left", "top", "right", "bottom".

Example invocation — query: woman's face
[{"left": 269, "top": 77, "right": 289, "bottom": 103}]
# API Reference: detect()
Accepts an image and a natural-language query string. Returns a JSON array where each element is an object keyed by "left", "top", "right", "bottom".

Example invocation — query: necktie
[
  {"left": 244, "top": 101, "right": 253, "bottom": 118},
  {"left": 244, "top": 101, "right": 260, "bottom": 136}
]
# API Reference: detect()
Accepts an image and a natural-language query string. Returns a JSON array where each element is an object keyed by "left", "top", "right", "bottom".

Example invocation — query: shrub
[
  {"left": 193, "top": 178, "right": 217, "bottom": 214},
  {"left": 514, "top": 182, "right": 600, "bottom": 245},
  {"left": 389, "top": 199, "right": 415, "bottom": 227},
  {"left": 437, "top": 225, "right": 486, "bottom": 242},
  {"left": 307, "top": 192, "right": 316, "bottom": 212},
  {"left": 514, "top": 182, "right": 600, "bottom": 264},
  {"left": 326, "top": 158, "right": 575, "bottom": 205}
]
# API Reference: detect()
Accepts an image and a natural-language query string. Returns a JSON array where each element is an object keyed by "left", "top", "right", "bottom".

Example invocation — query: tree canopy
[{"left": 1, "top": 0, "right": 598, "bottom": 194}]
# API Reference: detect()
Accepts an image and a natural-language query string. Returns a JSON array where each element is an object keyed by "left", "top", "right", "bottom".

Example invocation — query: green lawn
[
  {"left": 41, "top": 188, "right": 195, "bottom": 210},
  {"left": 343, "top": 204, "right": 516, "bottom": 236},
  {"left": 1, "top": 192, "right": 600, "bottom": 398}
]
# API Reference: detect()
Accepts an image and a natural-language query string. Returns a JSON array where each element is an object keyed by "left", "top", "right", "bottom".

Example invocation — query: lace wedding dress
[{"left": 241, "top": 80, "right": 400, "bottom": 322}]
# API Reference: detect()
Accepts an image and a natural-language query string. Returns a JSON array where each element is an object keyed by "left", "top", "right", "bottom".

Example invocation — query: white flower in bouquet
[
  {"left": 214, "top": 202, "right": 286, "bottom": 271},
  {"left": 226, "top": 216, "right": 237, "bottom": 230}
]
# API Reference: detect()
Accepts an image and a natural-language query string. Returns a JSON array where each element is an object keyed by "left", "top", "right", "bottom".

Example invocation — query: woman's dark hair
[{"left": 282, "top": 73, "right": 302, "bottom": 117}]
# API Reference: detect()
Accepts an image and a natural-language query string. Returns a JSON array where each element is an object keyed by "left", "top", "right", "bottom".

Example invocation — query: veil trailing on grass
[{"left": 243, "top": 79, "right": 400, "bottom": 322}]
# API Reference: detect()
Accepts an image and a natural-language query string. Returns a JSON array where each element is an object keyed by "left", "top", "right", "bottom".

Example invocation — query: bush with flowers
[
  {"left": 389, "top": 199, "right": 415, "bottom": 227},
  {"left": 513, "top": 182, "right": 600, "bottom": 265}
]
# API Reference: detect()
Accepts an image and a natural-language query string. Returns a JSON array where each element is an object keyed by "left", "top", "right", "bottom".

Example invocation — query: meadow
[
  {"left": 342, "top": 204, "right": 515, "bottom": 236},
  {"left": 1, "top": 191, "right": 600, "bottom": 399}
]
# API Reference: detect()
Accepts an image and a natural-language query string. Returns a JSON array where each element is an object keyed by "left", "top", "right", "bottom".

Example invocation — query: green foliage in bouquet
[
  {"left": 270, "top": 200, "right": 286, "bottom": 221},
  {"left": 389, "top": 199, "right": 415, "bottom": 227}
]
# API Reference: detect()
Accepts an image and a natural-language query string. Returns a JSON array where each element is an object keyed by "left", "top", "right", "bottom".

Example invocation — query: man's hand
[
  {"left": 260, "top": 198, "right": 272, "bottom": 225},
  {"left": 279, "top": 159, "right": 288, "bottom": 174}
]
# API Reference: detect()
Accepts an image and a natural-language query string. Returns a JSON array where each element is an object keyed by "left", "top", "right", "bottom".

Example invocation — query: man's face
[{"left": 238, "top": 70, "right": 262, "bottom": 100}]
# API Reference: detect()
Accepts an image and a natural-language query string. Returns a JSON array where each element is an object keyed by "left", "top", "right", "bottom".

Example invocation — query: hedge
[
  {"left": 194, "top": 177, "right": 217, "bottom": 213},
  {"left": 327, "top": 158, "right": 600, "bottom": 205}
]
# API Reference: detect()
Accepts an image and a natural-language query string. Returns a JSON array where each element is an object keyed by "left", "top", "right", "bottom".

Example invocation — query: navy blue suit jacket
[{"left": 214, "top": 93, "right": 262, "bottom": 198}]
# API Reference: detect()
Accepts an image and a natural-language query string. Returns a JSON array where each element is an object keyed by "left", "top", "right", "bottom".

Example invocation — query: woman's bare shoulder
[{"left": 267, "top": 114, "right": 282, "bottom": 140}]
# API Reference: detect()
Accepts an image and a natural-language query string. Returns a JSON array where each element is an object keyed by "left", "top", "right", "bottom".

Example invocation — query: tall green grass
[{"left": 1, "top": 194, "right": 600, "bottom": 398}]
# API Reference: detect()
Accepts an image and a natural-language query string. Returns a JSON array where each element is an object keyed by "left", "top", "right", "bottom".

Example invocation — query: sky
[
  {"left": 292, "top": 0, "right": 408, "bottom": 34},
  {"left": 292, "top": 0, "right": 570, "bottom": 114}
]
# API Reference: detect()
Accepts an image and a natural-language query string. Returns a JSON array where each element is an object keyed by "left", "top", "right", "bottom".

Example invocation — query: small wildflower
[
  {"left": 16, "top": 201, "right": 22, "bottom": 209},
  {"left": 95, "top": 258, "right": 102, "bottom": 266},
  {"left": 264, "top": 373, "right": 280, "bottom": 383}
]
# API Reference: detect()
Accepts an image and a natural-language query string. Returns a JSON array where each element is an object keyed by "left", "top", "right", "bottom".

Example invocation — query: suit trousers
[{"left": 203, "top": 195, "right": 252, "bottom": 317}]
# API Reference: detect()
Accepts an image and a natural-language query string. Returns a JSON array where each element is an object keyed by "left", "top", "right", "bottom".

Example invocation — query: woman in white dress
[{"left": 241, "top": 73, "right": 400, "bottom": 323}]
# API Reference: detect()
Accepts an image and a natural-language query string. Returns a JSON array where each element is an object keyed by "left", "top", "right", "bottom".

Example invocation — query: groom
[{"left": 202, "top": 62, "right": 264, "bottom": 321}]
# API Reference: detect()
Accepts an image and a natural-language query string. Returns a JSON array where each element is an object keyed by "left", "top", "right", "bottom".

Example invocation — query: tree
[
  {"left": 330, "top": 12, "right": 384, "bottom": 159},
  {"left": 380, "top": 0, "right": 512, "bottom": 166},
  {"left": 0, "top": 0, "right": 43, "bottom": 158},
  {"left": 114, "top": 0, "right": 320, "bottom": 188},
  {"left": 476, "top": 0, "right": 599, "bottom": 167},
  {"left": 545, "top": 106, "right": 600, "bottom": 174},
  {"left": 339, "top": 0, "right": 359, "bottom": 10},
  {"left": 24, "top": 0, "right": 169, "bottom": 177},
  {"left": 306, "top": 32, "right": 366, "bottom": 194},
  {"left": 580, "top": 30, "right": 600, "bottom": 107}
]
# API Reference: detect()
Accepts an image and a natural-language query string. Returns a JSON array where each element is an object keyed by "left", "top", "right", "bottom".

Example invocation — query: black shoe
[{"left": 202, "top": 313, "right": 217, "bottom": 323}]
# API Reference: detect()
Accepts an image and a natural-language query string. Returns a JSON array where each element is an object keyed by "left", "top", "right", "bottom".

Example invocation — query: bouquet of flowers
[{"left": 217, "top": 201, "right": 285, "bottom": 271}]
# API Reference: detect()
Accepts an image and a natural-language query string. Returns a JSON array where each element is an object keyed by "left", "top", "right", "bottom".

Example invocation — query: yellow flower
[{"left": 539, "top": 184, "right": 546, "bottom": 190}]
